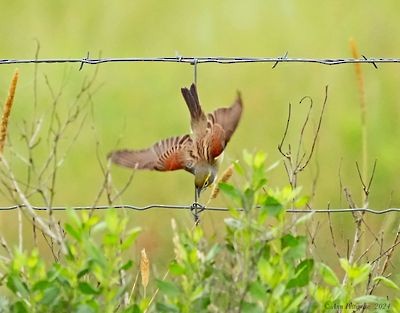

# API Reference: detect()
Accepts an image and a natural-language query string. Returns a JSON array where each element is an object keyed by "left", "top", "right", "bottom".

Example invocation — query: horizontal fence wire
[
  {"left": 0, "top": 56, "right": 399, "bottom": 67},
  {"left": 0, "top": 204, "right": 400, "bottom": 214}
]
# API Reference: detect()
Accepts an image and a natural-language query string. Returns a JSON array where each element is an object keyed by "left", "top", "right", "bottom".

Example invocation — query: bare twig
[
  {"left": 355, "top": 159, "right": 377, "bottom": 200},
  {"left": 277, "top": 102, "right": 292, "bottom": 158},
  {"left": 0, "top": 156, "right": 66, "bottom": 252},
  {"left": 297, "top": 86, "right": 328, "bottom": 172},
  {"left": 0, "top": 235, "right": 12, "bottom": 258},
  {"left": 327, "top": 203, "right": 341, "bottom": 258},
  {"left": 278, "top": 86, "right": 328, "bottom": 191},
  {"left": 295, "top": 96, "right": 313, "bottom": 166},
  {"left": 373, "top": 223, "right": 400, "bottom": 270}
]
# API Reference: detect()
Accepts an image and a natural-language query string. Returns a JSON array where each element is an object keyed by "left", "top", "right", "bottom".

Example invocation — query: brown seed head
[
  {"left": 209, "top": 163, "right": 234, "bottom": 201},
  {"left": 140, "top": 248, "right": 149, "bottom": 290},
  {"left": 0, "top": 69, "right": 19, "bottom": 155}
]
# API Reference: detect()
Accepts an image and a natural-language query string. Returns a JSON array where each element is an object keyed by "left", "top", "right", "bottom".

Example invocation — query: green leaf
[
  {"left": 7, "top": 275, "right": 29, "bottom": 298},
  {"left": 243, "top": 188, "right": 255, "bottom": 209},
  {"left": 282, "top": 292, "right": 306, "bottom": 313},
  {"left": 233, "top": 160, "right": 245, "bottom": 176},
  {"left": 78, "top": 282, "right": 99, "bottom": 295},
  {"left": 393, "top": 298, "right": 400, "bottom": 312},
  {"left": 253, "top": 151, "right": 267, "bottom": 169},
  {"left": 193, "top": 296, "right": 211, "bottom": 310},
  {"left": 281, "top": 234, "right": 307, "bottom": 260},
  {"left": 75, "top": 304, "right": 96, "bottom": 313},
  {"left": 253, "top": 178, "right": 267, "bottom": 191},
  {"left": 219, "top": 182, "right": 242, "bottom": 202},
  {"left": 121, "top": 227, "right": 141, "bottom": 250},
  {"left": 169, "top": 261, "right": 186, "bottom": 275},
  {"left": 339, "top": 259, "right": 371, "bottom": 286},
  {"left": 120, "top": 260, "right": 134, "bottom": 271},
  {"left": 66, "top": 208, "right": 81, "bottom": 228},
  {"left": 123, "top": 304, "right": 142, "bottom": 313},
  {"left": 319, "top": 263, "right": 340, "bottom": 286},
  {"left": 90, "top": 221, "right": 107, "bottom": 234},
  {"left": 260, "top": 195, "right": 284, "bottom": 218},
  {"left": 32, "top": 280, "right": 50, "bottom": 291},
  {"left": 85, "top": 215, "right": 100, "bottom": 229},
  {"left": 156, "top": 280, "right": 181, "bottom": 297},
  {"left": 287, "top": 259, "right": 314, "bottom": 288},
  {"left": 353, "top": 264, "right": 371, "bottom": 286},
  {"left": 373, "top": 276, "right": 400, "bottom": 290},
  {"left": 192, "top": 226, "right": 204, "bottom": 243},
  {"left": 155, "top": 302, "right": 179, "bottom": 313},
  {"left": 105, "top": 209, "right": 119, "bottom": 233},
  {"left": 339, "top": 258, "right": 351, "bottom": 272},
  {"left": 294, "top": 195, "right": 310, "bottom": 208},
  {"left": 205, "top": 244, "right": 220, "bottom": 262},
  {"left": 257, "top": 257, "right": 273, "bottom": 285},
  {"left": 64, "top": 223, "right": 81, "bottom": 241},
  {"left": 41, "top": 286, "right": 60, "bottom": 306},
  {"left": 282, "top": 186, "right": 303, "bottom": 203},
  {"left": 241, "top": 301, "right": 263, "bottom": 313},
  {"left": 11, "top": 301, "right": 29, "bottom": 313},
  {"left": 77, "top": 268, "right": 90, "bottom": 279},
  {"left": 85, "top": 242, "right": 107, "bottom": 268},
  {"left": 243, "top": 150, "right": 253, "bottom": 166},
  {"left": 103, "top": 233, "right": 119, "bottom": 246},
  {"left": 248, "top": 281, "right": 267, "bottom": 301}
]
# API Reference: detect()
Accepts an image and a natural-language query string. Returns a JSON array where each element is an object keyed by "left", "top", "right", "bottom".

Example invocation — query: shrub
[{"left": 0, "top": 151, "right": 399, "bottom": 312}]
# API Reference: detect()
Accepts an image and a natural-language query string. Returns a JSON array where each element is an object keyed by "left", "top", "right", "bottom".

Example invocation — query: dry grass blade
[
  {"left": 0, "top": 69, "right": 19, "bottom": 155},
  {"left": 140, "top": 248, "right": 150, "bottom": 297}
]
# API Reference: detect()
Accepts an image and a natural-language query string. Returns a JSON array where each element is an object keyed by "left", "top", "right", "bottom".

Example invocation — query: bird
[{"left": 108, "top": 83, "right": 243, "bottom": 204}]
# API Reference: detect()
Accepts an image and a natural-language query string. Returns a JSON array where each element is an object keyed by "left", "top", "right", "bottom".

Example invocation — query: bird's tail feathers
[{"left": 181, "top": 83, "right": 204, "bottom": 121}]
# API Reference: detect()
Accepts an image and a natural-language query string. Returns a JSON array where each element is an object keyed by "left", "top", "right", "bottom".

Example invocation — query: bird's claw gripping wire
[{"left": 190, "top": 202, "right": 205, "bottom": 225}]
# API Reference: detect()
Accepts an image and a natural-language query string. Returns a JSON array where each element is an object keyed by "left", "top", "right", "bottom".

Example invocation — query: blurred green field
[{"left": 0, "top": 1, "right": 399, "bottom": 273}]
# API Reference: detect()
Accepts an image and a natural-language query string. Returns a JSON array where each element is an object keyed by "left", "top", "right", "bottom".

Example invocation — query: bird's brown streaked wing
[
  {"left": 108, "top": 135, "right": 193, "bottom": 171},
  {"left": 207, "top": 91, "right": 243, "bottom": 158}
]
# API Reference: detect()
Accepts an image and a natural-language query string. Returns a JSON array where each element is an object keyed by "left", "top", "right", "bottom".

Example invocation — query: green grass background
[{"left": 0, "top": 1, "right": 399, "bottom": 276}]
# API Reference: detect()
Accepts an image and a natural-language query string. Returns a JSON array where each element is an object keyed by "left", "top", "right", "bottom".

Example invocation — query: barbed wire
[
  {"left": 0, "top": 204, "right": 400, "bottom": 214},
  {"left": 0, "top": 55, "right": 399, "bottom": 67}
]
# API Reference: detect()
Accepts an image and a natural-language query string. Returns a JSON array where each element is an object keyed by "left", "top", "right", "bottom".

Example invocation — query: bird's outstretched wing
[
  {"left": 207, "top": 92, "right": 243, "bottom": 158},
  {"left": 108, "top": 135, "right": 193, "bottom": 171}
]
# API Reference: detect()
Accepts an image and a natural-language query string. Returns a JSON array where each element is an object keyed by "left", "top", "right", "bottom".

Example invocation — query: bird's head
[{"left": 194, "top": 163, "right": 217, "bottom": 200}]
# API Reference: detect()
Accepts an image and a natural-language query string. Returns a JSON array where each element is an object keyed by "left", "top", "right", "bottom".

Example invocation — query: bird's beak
[{"left": 195, "top": 186, "right": 202, "bottom": 203}]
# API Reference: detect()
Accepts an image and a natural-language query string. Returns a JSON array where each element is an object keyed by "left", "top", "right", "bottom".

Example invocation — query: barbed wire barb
[
  {"left": 272, "top": 51, "right": 288, "bottom": 69},
  {"left": 362, "top": 54, "right": 378, "bottom": 69},
  {"left": 79, "top": 51, "right": 90, "bottom": 71}
]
